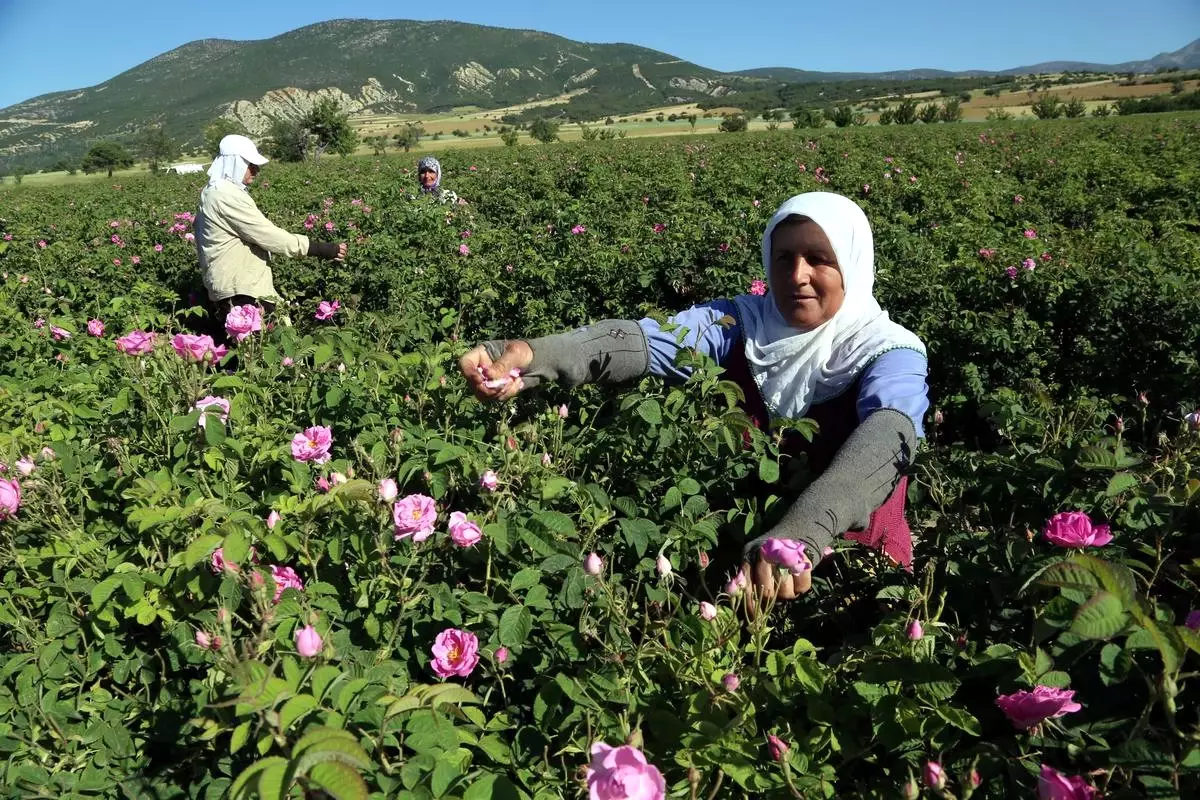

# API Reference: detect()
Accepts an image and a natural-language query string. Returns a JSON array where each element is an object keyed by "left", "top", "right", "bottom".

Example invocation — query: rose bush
[{"left": 0, "top": 116, "right": 1197, "bottom": 798}]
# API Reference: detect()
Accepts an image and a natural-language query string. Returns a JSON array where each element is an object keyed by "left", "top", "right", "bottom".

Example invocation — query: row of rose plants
[{"left": 0, "top": 114, "right": 1198, "bottom": 798}]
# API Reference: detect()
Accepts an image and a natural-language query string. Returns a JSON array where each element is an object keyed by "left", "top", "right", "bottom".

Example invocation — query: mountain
[
  {"left": 0, "top": 18, "right": 753, "bottom": 167},
  {"left": 0, "top": 19, "right": 1196, "bottom": 173}
]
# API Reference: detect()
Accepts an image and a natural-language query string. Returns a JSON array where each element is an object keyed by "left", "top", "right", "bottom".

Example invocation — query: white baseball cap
[{"left": 219, "top": 134, "right": 269, "bottom": 166}]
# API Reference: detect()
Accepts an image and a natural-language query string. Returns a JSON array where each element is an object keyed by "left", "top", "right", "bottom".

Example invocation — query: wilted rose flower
[
  {"left": 995, "top": 686, "right": 1082, "bottom": 730},
  {"left": 587, "top": 743, "right": 666, "bottom": 800},
  {"left": 295, "top": 625, "right": 322, "bottom": 658},
  {"left": 431, "top": 628, "right": 480, "bottom": 678},
  {"left": 1043, "top": 511, "right": 1112, "bottom": 548},
  {"left": 393, "top": 494, "right": 437, "bottom": 541},
  {"left": 448, "top": 511, "right": 482, "bottom": 547}
]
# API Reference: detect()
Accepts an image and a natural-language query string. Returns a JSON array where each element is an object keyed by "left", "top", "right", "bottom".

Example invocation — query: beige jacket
[{"left": 195, "top": 180, "right": 309, "bottom": 302}]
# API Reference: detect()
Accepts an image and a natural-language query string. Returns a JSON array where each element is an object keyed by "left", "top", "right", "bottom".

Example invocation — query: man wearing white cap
[{"left": 194, "top": 134, "right": 346, "bottom": 333}]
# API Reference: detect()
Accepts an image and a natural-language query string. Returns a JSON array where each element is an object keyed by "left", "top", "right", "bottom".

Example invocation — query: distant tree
[
  {"left": 1030, "top": 93, "right": 1063, "bottom": 119},
  {"left": 917, "top": 103, "right": 941, "bottom": 124},
  {"left": 392, "top": 125, "right": 424, "bottom": 152},
  {"left": 579, "top": 123, "right": 599, "bottom": 141},
  {"left": 1171, "top": 79, "right": 1185, "bottom": 95},
  {"left": 687, "top": 114, "right": 698, "bottom": 132},
  {"left": 500, "top": 128, "right": 520, "bottom": 147},
  {"left": 718, "top": 114, "right": 748, "bottom": 133},
  {"left": 81, "top": 141, "right": 134, "bottom": 177},
  {"left": 1091, "top": 103, "right": 1112, "bottom": 117},
  {"left": 826, "top": 105, "right": 856, "bottom": 128},
  {"left": 958, "top": 92, "right": 972, "bottom": 103},
  {"left": 893, "top": 98, "right": 919, "bottom": 124},
  {"left": 939, "top": 98, "right": 963, "bottom": 122},
  {"left": 766, "top": 121, "right": 779, "bottom": 131},
  {"left": 49, "top": 157, "right": 78, "bottom": 175},
  {"left": 529, "top": 118, "right": 560, "bottom": 143},
  {"left": 203, "top": 118, "right": 248, "bottom": 158},
  {"left": 878, "top": 108, "right": 896, "bottom": 125},
  {"left": 986, "top": 108, "right": 1014, "bottom": 121},
  {"left": 264, "top": 118, "right": 309, "bottom": 162},
  {"left": 304, "top": 99, "right": 358, "bottom": 158},
  {"left": 597, "top": 128, "right": 617, "bottom": 141},
  {"left": 1063, "top": 98, "right": 1087, "bottom": 118},
  {"left": 138, "top": 124, "right": 180, "bottom": 173},
  {"left": 365, "top": 135, "right": 388, "bottom": 155},
  {"left": 790, "top": 108, "right": 824, "bottom": 129},
  {"left": 12, "top": 168, "right": 24, "bottom": 184}
]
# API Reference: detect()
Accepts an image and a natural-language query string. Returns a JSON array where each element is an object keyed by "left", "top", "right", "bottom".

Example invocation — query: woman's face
[
  {"left": 418, "top": 168, "right": 437, "bottom": 189},
  {"left": 768, "top": 218, "right": 845, "bottom": 330}
]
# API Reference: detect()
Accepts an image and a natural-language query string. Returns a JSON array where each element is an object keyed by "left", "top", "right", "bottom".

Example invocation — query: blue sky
[{"left": 0, "top": 0, "right": 1197, "bottom": 108}]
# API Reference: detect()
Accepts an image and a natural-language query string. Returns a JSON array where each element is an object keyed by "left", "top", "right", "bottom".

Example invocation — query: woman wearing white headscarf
[
  {"left": 194, "top": 134, "right": 347, "bottom": 334},
  {"left": 460, "top": 192, "right": 929, "bottom": 608}
]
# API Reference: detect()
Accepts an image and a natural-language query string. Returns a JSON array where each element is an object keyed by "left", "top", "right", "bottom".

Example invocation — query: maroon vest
[{"left": 724, "top": 343, "right": 914, "bottom": 570}]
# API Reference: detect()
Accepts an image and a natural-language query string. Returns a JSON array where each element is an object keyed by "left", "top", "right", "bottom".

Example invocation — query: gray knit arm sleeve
[
  {"left": 743, "top": 408, "right": 917, "bottom": 568},
  {"left": 483, "top": 319, "right": 650, "bottom": 389}
]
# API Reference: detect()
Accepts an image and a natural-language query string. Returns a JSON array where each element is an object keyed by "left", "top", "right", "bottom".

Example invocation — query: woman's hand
[
  {"left": 460, "top": 340, "right": 534, "bottom": 401},
  {"left": 742, "top": 557, "right": 811, "bottom": 619}
]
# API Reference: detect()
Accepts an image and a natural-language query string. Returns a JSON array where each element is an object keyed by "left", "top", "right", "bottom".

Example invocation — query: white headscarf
[
  {"left": 731, "top": 192, "right": 925, "bottom": 420},
  {"left": 206, "top": 153, "right": 248, "bottom": 191}
]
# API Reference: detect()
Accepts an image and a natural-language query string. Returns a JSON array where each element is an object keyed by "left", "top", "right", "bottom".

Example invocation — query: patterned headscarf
[{"left": 417, "top": 156, "right": 441, "bottom": 195}]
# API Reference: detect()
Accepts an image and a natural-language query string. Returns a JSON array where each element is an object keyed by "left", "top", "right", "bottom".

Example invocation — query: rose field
[{"left": 1, "top": 115, "right": 1199, "bottom": 799}]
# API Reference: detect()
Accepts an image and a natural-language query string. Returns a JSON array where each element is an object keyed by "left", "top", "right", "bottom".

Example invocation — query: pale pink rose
[
  {"left": 393, "top": 494, "right": 437, "bottom": 541},
  {"left": 314, "top": 300, "right": 340, "bottom": 321},
  {"left": 571, "top": 224, "right": 587, "bottom": 235},
  {"left": 759, "top": 538, "right": 811, "bottom": 574},
  {"left": 448, "top": 511, "right": 482, "bottom": 547},
  {"left": 15, "top": 458, "right": 35, "bottom": 477},
  {"left": 767, "top": 735, "right": 789, "bottom": 762},
  {"left": 995, "top": 686, "right": 1082, "bottom": 730},
  {"left": 586, "top": 743, "right": 666, "bottom": 800},
  {"left": 116, "top": 330, "right": 157, "bottom": 355},
  {"left": 479, "top": 470, "right": 499, "bottom": 491},
  {"left": 266, "top": 510, "right": 280, "bottom": 530},
  {"left": 0, "top": 479, "right": 20, "bottom": 520},
  {"left": 315, "top": 476, "right": 331, "bottom": 492},
  {"left": 907, "top": 620, "right": 924, "bottom": 640},
  {"left": 557, "top": 404, "right": 569, "bottom": 419},
  {"left": 1043, "top": 511, "right": 1112, "bottom": 548},
  {"left": 270, "top": 565, "right": 304, "bottom": 604},
  {"left": 1037, "top": 765, "right": 1096, "bottom": 800},
  {"left": 1024, "top": 229, "right": 1038, "bottom": 239},
  {"left": 722, "top": 673, "right": 739, "bottom": 692},
  {"left": 924, "top": 761, "right": 945, "bottom": 790},
  {"left": 282, "top": 356, "right": 295, "bottom": 367},
  {"left": 1023, "top": 258, "right": 1037, "bottom": 271},
  {"left": 295, "top": 625, "right": 323, "bottom": 658},
  {"left": 377, "top": 478, "right": 398, "bottom": 502},
  {"left": 195, "top": 630, "right": 213, "bottom": 649},
  {"left": 290, "top": 425, "right": 333, "bottom": 464},
  {"left": 193, "top": 396, "right": 230, "bottom": 429},
  {"left": 458, "top": 243, "right": 470, "bottom": 256},
  {"left": 224, "top": 304, "right": 263, "bottom": 343},
  {"left": 698, "top": 601, "right": 717, "bottom": 621},
  {"left": 171, "top": 333, "right": 226, "bottom": 363},
  {"left": 430, "top": 628, "right": 480, "bottom": 678},
  {"left": 87, "top": 319, "right": 105, "bottom": 337},
  {"left": 584, "top": 552, "right": 604, "bottom": 576},
  {"left": 655, "top": 555, "right": 672, "bottom": 577}
]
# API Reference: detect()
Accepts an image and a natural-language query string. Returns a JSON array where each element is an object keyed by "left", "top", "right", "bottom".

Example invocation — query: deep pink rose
[
  {"left": 290, "top": 425, "right": 333, "bottom": 464},
  {"left": 749, "top": 279, "right": 767, "bottom": 296},
  {"left": 448, "top": 511, "right": 482, "bottom": 547},
  {"left": 1037, "top": 765, "right": 1096, "bottom": 800},
  {"left": 224, "top": 304, "right": 263, "bottom": 343},
  {"left": 996, "top": 686, "right": 1082, "bottom": 730},
  {"left": 0, "top": 479, "right": 20, "bottom": 520},
  {"left": 430, "top": 628, "right": 480, "bottom": 678},
  {"left": 759, "top": 538, "right": 811, "bottom": 574},
  {"left": 270, "top": 565, "right": 304, "bottom": 604},
  {"left": 586, "top": 743, "right": 666, "bottom": 800},
  {"left": 393, "top": 494, "right": 437, "bottom": 541},
  {"left": 314, "top": 300, "right": 340, "bottom": 321},
  {"left": 87, "top": 319, "right": 105, "bottom": 337},
  {"left": 767, "top": 735, "right": 789, "bottom": 762},
  {"left": 115, "top": 330, "right": 157, "bottom": 355},
  {"left": 1043, "top": 511, "right": 1112, "bottom": 548},
  {"left": 172, "top": 333, "right": 226, "bottom": 364}
]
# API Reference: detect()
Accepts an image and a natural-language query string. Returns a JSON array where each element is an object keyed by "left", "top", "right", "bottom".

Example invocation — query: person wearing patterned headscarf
[
  {"left": 416, "top": 156, "right": 460, "bottom": 204},
  {"left": 459, "top": 192, "right": 929, "bottom": 614}
]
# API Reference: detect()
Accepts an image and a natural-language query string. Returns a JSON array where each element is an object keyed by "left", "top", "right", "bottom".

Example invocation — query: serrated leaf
[
  {"left": 509, "top": 568, "right": 542, "bottom": 592},
  {"left": 1104, "top": 472, "right": 1138, "bottom": 496},
  {"left": 533, "top": 510, "right": 576, "bottom": 539},
  {"left": 279, "top": 694, "right": 318, "bottom": 731},
  {"left": 498, "top": 605, "right": 533, "bottom": 647},
  {"left": 758, "top": 457, "right": 780, "bottom": 483},
  {"left": 184, "top": 534, "right": 224, "bottom": 568},
  {"left": 1071, "top": 591, "right": 1127, "bottom": 639},
  {"left": 306, "top": 762, "right": 368, "bottom": 800},
  {"left": 636, "top": 398, "right": 662, "bottom": 425}
]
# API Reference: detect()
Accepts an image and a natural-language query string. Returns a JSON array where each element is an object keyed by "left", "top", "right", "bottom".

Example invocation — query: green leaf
[
  {"left": 540, "top": 477, "right": 573, "bottom": 501},
  {"left": 222, "top": 529, "right": 250, "bottom": 567},
  {"left": 617, "top": 518, "right": 657, "bottom": 558},
  {"left": 758, "top": 457, "right": 780, "bottom": 483},
  {"left": 229, "top": 756, "right": 288, "bottom": 800},
  {"left": 203, "top": 417, "right": 227, "bottom": 446},
  {"left": 1071, "top": 591, "right": 1127, "bottom": 639},
  {"left": 509, "top": 568, "right": 542, "bottom": 592},
  {"left": 532, "top": 511, "right": 576, "bottom": 539},
  {"left": 279, "top": 694, "right": 318, "bottom": 731},
  {"left": 498, "top": 605, "right": 533, "bottom": 647},
  {"left": 1104, "top": 472, "right": 1138, "bottom": 496},
  {"left": 636, "top": 398, "right": 662, "bottom": 425},
  {"left": 90, "top": 577, "right": 121, "bottom": 610},
  {"left": 230, "top": 721, "right": 252, "bottom": 755},
  {"left": 306, "top": 762, "right": 368, "bottom": 800},
  {"left": 184, "top": 534, "right": 224, "bottom": 568}
]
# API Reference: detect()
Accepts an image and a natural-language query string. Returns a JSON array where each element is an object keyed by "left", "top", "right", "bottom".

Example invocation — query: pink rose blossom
[
  {"left": 759, "top": 538, "right": 811, "bottom": 574},
  {"left": 1006, "top": 266, "right": 1019, "bottom": 280},
  {"left": 1023, "top": 258, "right": 1037, "bottom": 271},
  {"left": 1183, "top": 411, "right": 1199, "bottom": 430},
  {"left": 494, "top": 646, "right": 509, "bottom": 665},
  {"left": 224, "top": 304, "right": 263, "bottom": 342},
  {"left": 767, "top": 735, "right": 789, "bottom": 762},
  {"left": 295, "top": 625, "right": 322, "bottom": 658},
  {"left": 458, "top": 243, "right": 470, "bottom": 256},
  {"left": 587, "top": 743, "right": 666, "bottom": 800},
  {"left": 269, "top": 565, "right": 304, "bottom": 604},
  {"left": 749, "top": 279, "right": 767, "bottom": 296},
  {"left": 193, "top": 396, "right": 231, "bottom": 429},
  {"left": 290, "top": 425, "right": 333, "bottom": 464},
  {"left": 584, "top": 552, "right": 604, "bottom": 576},
  {"left": 378, "top": 478, "right": 398, "bottom": 502},
  {"left": 324, "top": 221, "right": 334, "bottom": 231},
  {"left": 1024, "top": 229, "right": 1038, "bottom": 239},
  {"left": 210, "top": 547, "right": 237, "bottom": 574},
  {"left": 131, "top": 256, "right": 140, "bottom": 265},
  {"left": 541, "top": 453, "right": 552, "bottom": 466},
  {"left": 87, "top": 319, "right": 105, "bottom": 337},
  {"left": 267, "top": 510, "right": 280, "bottom": 530},
  {"left": 652, "top": 223, "right": 666, "bottom": 234},
  {"left": 0, "top": 479, "right": 20, "bottom": 520},
  {"left": 282, "top": 356, "right": 294, "bottom": 367},
  {"left": 698, "top": 601, "right": 717, "bottom": 621},
  {"left": 393, "top": 494, "right": 437, "bottom": 541},
  {"left": 557, "top": 404, "right": 569, "bottom": 419},
  {"left": 570, "top": 224, "right": 587, "bottom": 235},
  {"left": 171, "top": 333, "right": 227, "bottom": 364},
  {"left": 722, "top": 673, "right": 740, "bottom": 692},
  {"left": 33, "top": 319, "right": 45, "bottom": 329},
  {"left": 314, "top": 300, "right": 340, "bottom": 321},
  {"left": 16, "top": 458, "right": 35, "bottom": 477},
  {"left": 995, "top": 686, "right": 1082, "bottom": 730},
  {"left": 448, "top": 511, "right": 482, "bottom": 547},
  {"left": 195, "top": 630, "right": 214, "bottom": 649},
  {"left": 38, "top": 240, "right": 47, "bottom": 248},
  {"left": 724, "top": 568, "right": 749, "bottom": 595},
  {"left": 154, "top": 244, "right": 163, "bottom": 252},
  {"left": 1043, "top": 511, "right": 1112, "bottom": 548},
  {"left": 1037, "top": 765, "right": 1096, "bottom": 800},
  {"left": 430, "top": 628, "right": 480, "bottom": 678},
  {"left": 39, "top": 447, "right": 54, "bottom": 462},
  {"left": 479, "top": 470, "right": 499, "bottom": 491},
  {"left": 979, "top": 248, "right": 996, "bottom": 259},
  {"left": 51, "top": 326, "right": 71, "bottom": 341},
  {"left": 924, "top": 761, "right": 945, "bottom": 791},
  {"left": 907, "top": 620, "right": 924, "bottom": 640},
  {"left": 1013, "top": 194, "right": 1024, "bottom": 204},
  {"left": 116, "top": 330, "right": 157, "bottom": 355}
]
